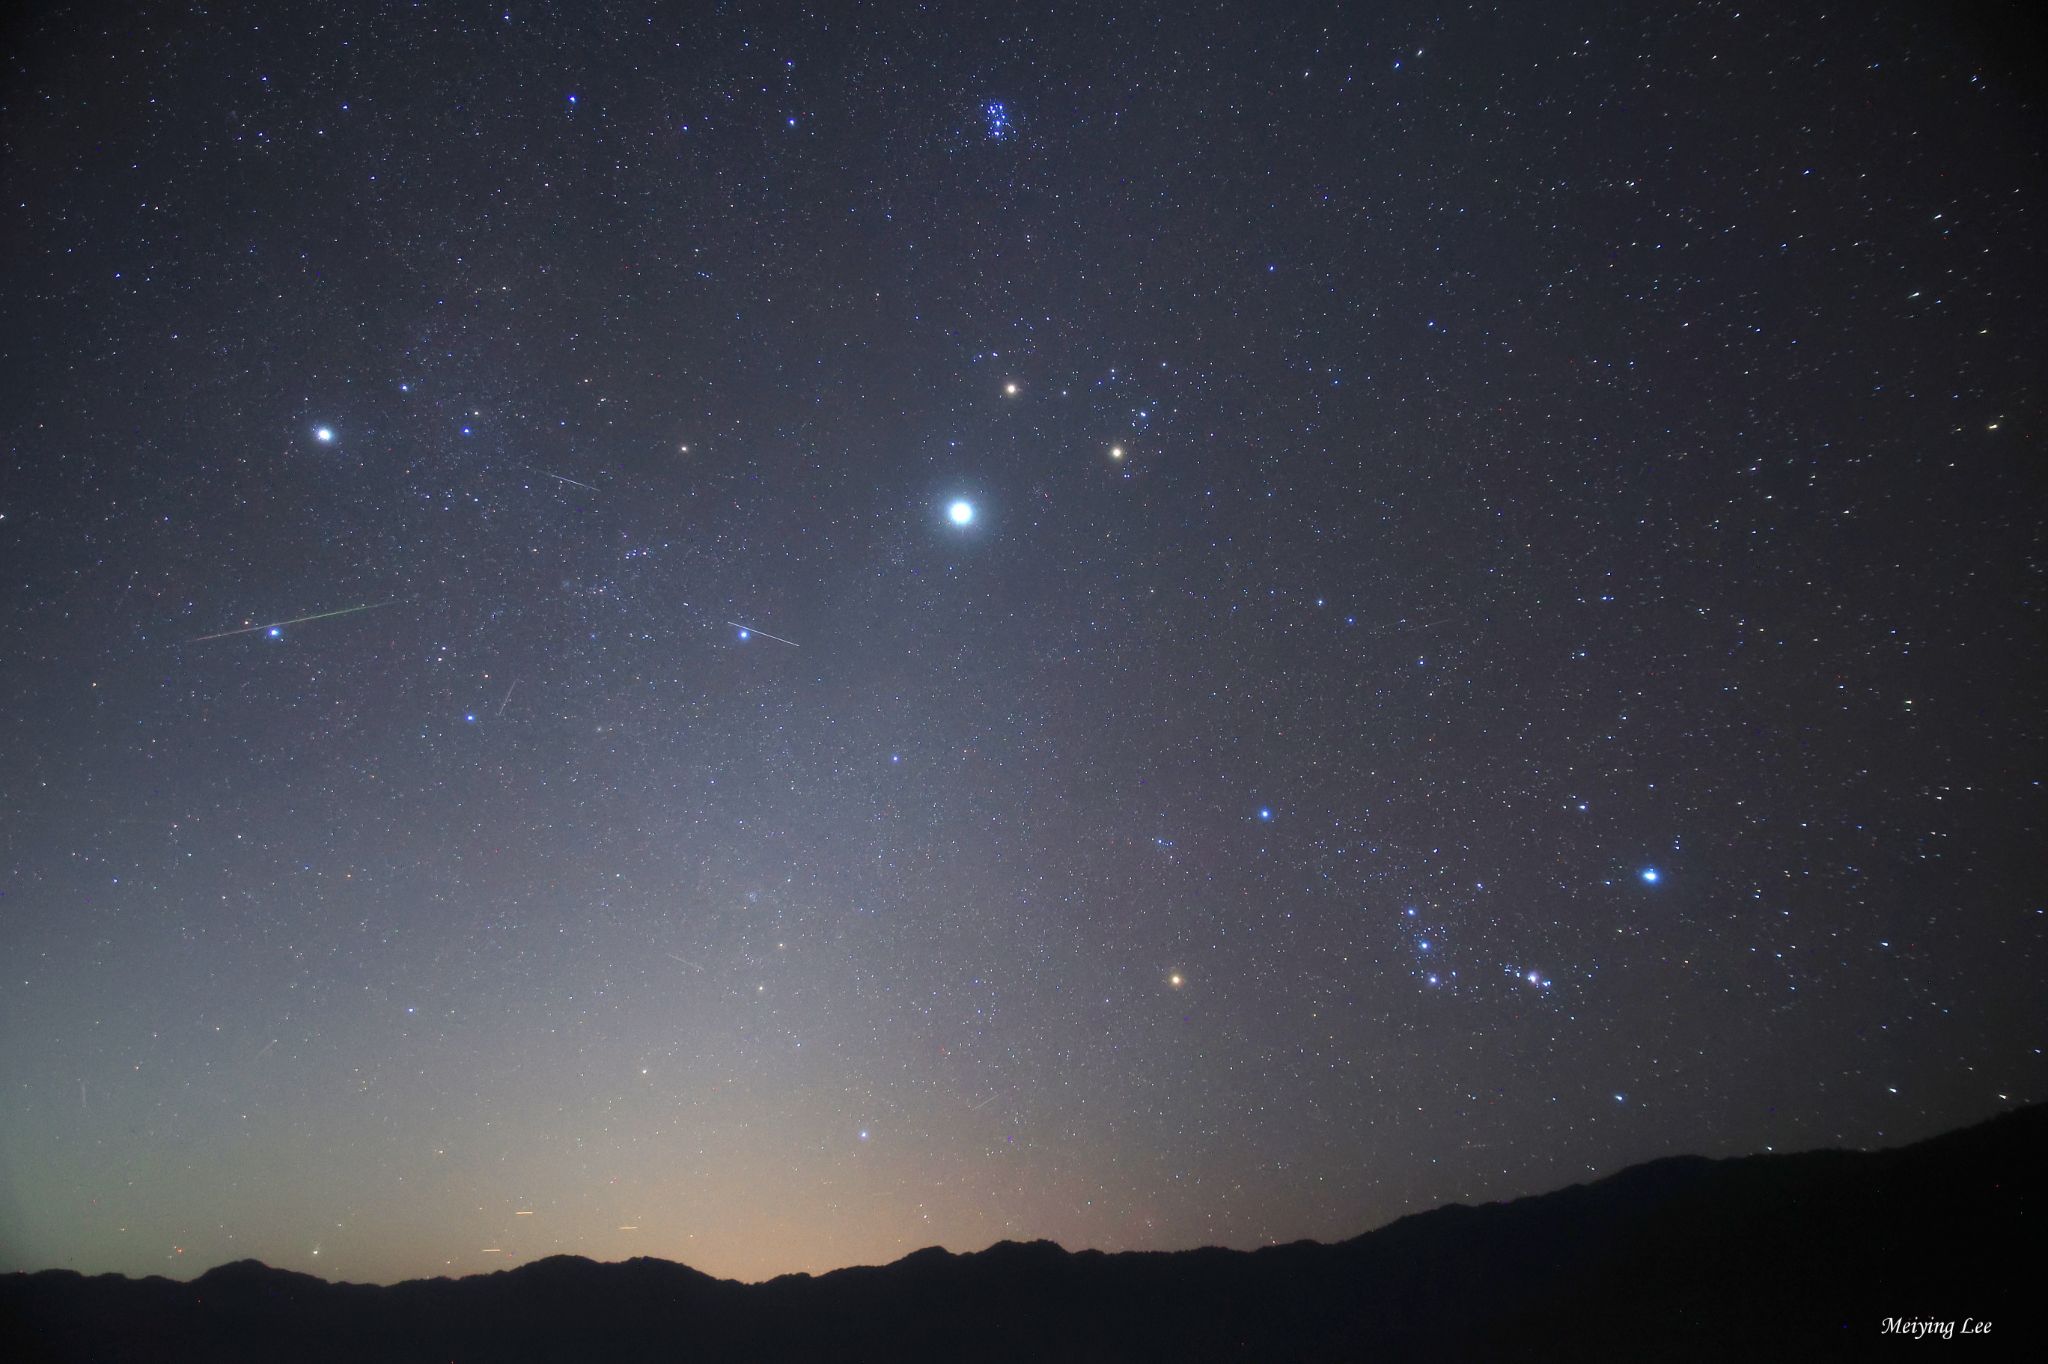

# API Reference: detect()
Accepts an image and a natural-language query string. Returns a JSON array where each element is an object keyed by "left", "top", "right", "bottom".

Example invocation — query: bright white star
[
  {"left": 947, "top": 500, "right": 975, "bottom": 526},
  {"left": 313, "top": 426, "right": 334, "bottom": 443}
]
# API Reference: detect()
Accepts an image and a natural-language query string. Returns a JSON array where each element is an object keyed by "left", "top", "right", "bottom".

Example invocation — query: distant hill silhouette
[{"left": 4, "top": 1104, "right": 2039, "bottom": 1361}]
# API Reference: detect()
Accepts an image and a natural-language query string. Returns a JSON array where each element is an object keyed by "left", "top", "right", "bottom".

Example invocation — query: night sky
[{"left": 3, "top": 1, "right": 2042, "bottom": 1287}]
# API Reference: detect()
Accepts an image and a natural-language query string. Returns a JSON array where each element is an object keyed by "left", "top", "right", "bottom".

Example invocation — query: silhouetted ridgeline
[{"left": 3, "top": 1104, "right": 2039, "bottom": 1362}]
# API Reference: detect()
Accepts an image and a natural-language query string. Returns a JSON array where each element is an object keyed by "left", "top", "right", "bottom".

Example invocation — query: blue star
[
  {"left": 737, "top": 628, "right": 751, "bottom": 641},
  {"left": 1640, "top": 868, "right": 1660, "bottom": 884},
  {"left": 1257, "top": 807, "right": 1273, "bottom": 821},
  {"left": 266, "top": 627, "right": 282, "bottom": 639},
  {"left": 947, "top": 499, "right": 975, "bottom": 526}
]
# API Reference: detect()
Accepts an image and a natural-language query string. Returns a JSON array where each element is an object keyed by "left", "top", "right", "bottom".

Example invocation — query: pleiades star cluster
[{"left": 1, "top": 0, "right": 2040, "bottom": 1286}]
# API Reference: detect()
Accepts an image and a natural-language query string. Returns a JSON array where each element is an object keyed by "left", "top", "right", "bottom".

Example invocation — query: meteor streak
[
  {"left": 187, "top": 600, "right": 397, "bottom": 643},
  {"left": 540, "top": 470, "right": 600, "bottom": 491},
  {"left": 728, "top": 621, "right": 799, "bottom": 647}
]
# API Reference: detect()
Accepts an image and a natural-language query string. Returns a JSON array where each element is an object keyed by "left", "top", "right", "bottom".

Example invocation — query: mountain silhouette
[{"left": 4, "top": 1104, "right": 2037, "bottom": 1361}]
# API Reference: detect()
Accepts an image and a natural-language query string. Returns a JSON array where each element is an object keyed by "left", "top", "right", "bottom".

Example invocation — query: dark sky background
[{"left": 2, "top": 0, "right": 2041, "bottom": 1286}]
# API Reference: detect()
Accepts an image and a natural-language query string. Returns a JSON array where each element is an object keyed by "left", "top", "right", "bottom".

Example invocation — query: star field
[{"left": 1, "top": 1, "right": 2042, "bottom": 1286}]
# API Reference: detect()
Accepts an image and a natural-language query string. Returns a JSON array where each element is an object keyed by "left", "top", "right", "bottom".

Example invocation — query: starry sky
[{"left": 2, "top": 1, "right": 2042, "bottom": 1287}]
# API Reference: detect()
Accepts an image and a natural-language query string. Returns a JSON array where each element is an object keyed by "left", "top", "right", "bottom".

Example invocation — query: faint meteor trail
[
  {"left": 968, "top": 1091, "right": 1001, "bottom": 1111},
  {"left": 187, "top": 600, "right": 397, "bottom": 643},
  {"left": 728, "top": 621, "right": 799, "bottom": 647},
  {"left": 540, "top": 470, "right": 600, "bottom": 491},
  {"left": 498, "top": 681, "right": 519, "bottom": 715},
  {"left": 666, "top": 952, "right": 705, "bottom": 972},
  {"left": 1353, "top": 613, "right": 1461, "bottom": 639}
]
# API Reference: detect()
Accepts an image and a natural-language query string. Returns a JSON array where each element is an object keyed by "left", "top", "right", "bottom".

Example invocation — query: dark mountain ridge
[{"left": 5, "top": 1104, "right": 2039, "bottom": 1361}]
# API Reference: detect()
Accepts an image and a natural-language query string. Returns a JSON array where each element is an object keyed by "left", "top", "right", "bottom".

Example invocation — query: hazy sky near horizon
[{"left": 3, "top": 0, "right": 2042, "bottom": 1285}]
